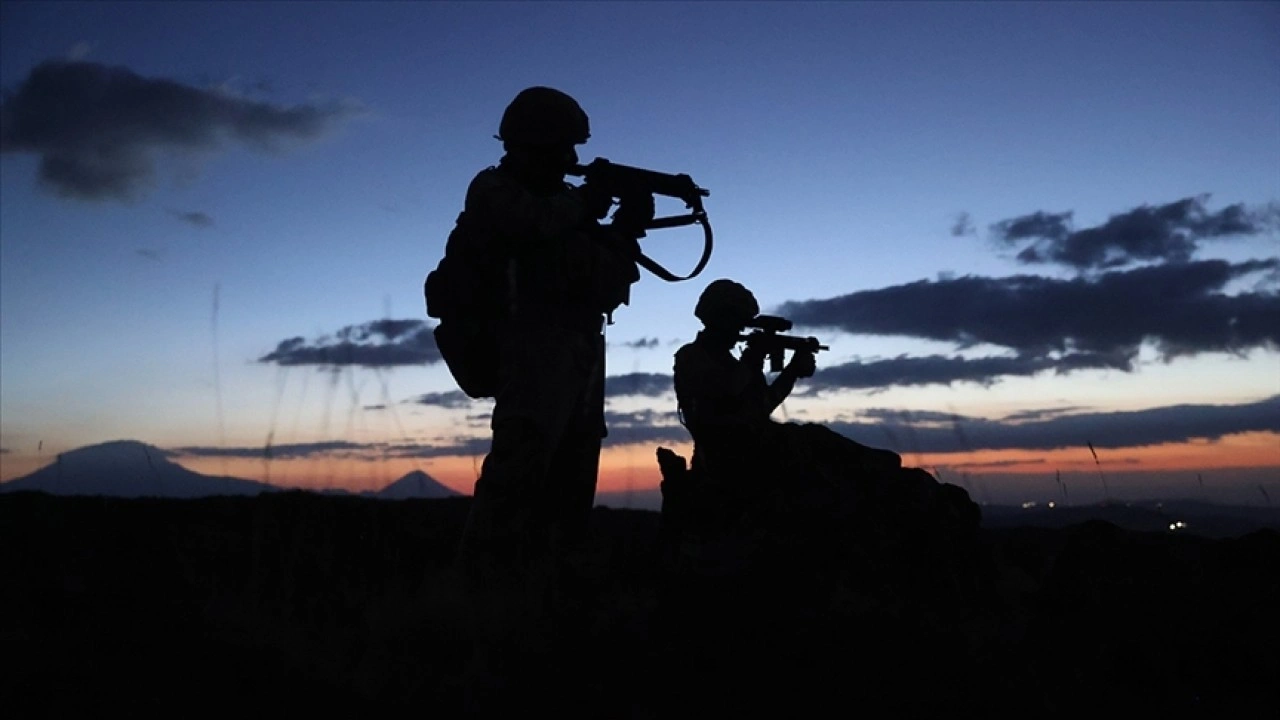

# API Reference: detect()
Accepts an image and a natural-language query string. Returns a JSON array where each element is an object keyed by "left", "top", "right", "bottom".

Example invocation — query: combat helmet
[
  {"left": 695, "top": 279, "right": 759, "bottom": 329},
  {"left": 497, "top": 86, "right": 590, "bottom": 146}
]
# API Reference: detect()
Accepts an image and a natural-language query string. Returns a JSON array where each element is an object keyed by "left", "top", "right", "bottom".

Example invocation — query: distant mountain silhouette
[
  {"left": 0, "top": 440, "right": 275, "bottom": 498},
  {"left": 371, "top": 470, "right": 460, "bottom": 500}
]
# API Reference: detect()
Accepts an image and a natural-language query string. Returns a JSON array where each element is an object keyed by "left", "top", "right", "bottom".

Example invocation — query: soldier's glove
[
  {"left": 740, "top": 340, "right": 768, "bottom": 372},
  {"left": 611, "top": 193, "right": 656, "bottom": 236},
  {"left": 578, "top": 182, "right": 614, "bottom": 221},
  {"left": 785, "top": 350, "right": 817, "bottom": 379}
]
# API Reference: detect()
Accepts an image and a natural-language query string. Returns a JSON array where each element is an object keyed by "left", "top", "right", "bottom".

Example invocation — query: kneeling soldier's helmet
[
  {"left": 497, "top": 87, "right": 590, "bottom": 147},
  {"left": 695, "top": 279, "right": 759, "bottom": 329}
]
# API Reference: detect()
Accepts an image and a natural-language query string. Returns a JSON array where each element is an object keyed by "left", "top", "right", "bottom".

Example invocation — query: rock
[{"left": 652, "top": 421, "right": 989, "bottom": 712}]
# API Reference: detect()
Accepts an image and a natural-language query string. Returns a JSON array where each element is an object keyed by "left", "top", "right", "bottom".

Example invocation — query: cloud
[
  {"left": 858, "top": 408, "right": 976, "bottom": 425},
  {"left": 605, "top": 372, "right": 673, "bottom": 398},
  {"left": 172, "top": 437, "right": 493, "bottom": 461},
  {"left": 780, "top": 196, "right": 1279, "bottom": 390},
  {"left": 167, "top": 396, "right": 1279, "bottom": 460},
  {"left": 382, "top": 438, "right": 493, "bottom": 458},
  {"left": 998, "top": 406, "right": 1087, "bottom": 422},
  {"left": 258, "top": 319, "right": 442, "bottom": 368},
  {"left": 602, "top": 409, "right": 689, "bottom": 447},
  {"left": 604, "top": 424, "right": 692, "bottom": 448},
  {"left": 805, "top": 351, "right": 1129, "bottom": 391},
  {"left": 778, "top": 259, "right": 1279, "bottom": 383},
  {"left": 171, "top": 210, "right": 214, "bottom": 228},
  {"left": 950, "top": 212, "right": 975, "bottom": 238},
  {"left": 171, "top": 440, "right": 370, "bottom": 460},
  {"left": 605, "top": 408, "right": 679, "bottom": 426},
  {"left": 828, "top": 395, "right": 1280, "bottom": 454},
  {"left": 991, "top": 196, "right": 1276, "bottom": 270},
  {"left": 940, "top": 458, "right": 1049, "bottom": 470},
  {"left": 1, "top": 60, "right": 360, "bottom": 201},
  {"left": 992, "top": 210, "right": 1072, "bottom": 244},
  {"left": 410, "top": 390, "right": 473, "bottom": 410},
  {"left": 619, "top": 337, "right": 660, "bottom": 350}
]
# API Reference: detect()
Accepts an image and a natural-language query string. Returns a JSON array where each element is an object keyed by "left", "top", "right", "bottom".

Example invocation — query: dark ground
[{"left": 2, "top": 491, "right": 1277, "bottom": 718}]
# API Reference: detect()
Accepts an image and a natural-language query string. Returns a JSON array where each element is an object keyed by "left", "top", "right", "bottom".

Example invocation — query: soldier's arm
[
  {"left": 463, "top": 169, "right": 588, "bottom": 248},
  {"left": 764, "top": 349, "right": 815, "bottom": 414},
  {"left": 765, "top": 373, "right": 798, "bottom": 414}
]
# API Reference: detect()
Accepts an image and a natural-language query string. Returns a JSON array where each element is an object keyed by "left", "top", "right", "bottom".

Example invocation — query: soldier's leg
[
  {"left": 458, "top": 322, "right": 594, "bottom": 572},
  {"left": 547, "top": 335, "right": 605, "bottom": 552},
  {"left": 459, "top": 417, "right": 550, "bottom": 573},
  {"left": 548, "top": 409, "right": 603, "bottom": 552},
  {"left": 456, "top": 325, "right": 596, "bottom": 714}
]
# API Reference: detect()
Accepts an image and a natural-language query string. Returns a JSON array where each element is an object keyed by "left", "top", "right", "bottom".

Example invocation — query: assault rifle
[
  {"left": 568, "top": 158, "right": 712, "bottom": 282},
  {"left": 740, "top": 315, "right": 828, "bottom": 373}
]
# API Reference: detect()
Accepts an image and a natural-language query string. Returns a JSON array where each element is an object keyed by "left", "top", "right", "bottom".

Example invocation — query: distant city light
[
  {"left": 1021, "top": 501, "right": 1037, "bottom": 509},
  {"left": 1169, "top": 521, "right": 1188, "bottom": 531},
  {"left": 1047, "top": 501, "right": 1056, "bottom": 509}
]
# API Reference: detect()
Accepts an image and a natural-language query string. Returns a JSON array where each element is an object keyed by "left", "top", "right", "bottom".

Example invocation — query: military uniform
[
  {"left": 457, "top": 157, "right": 639, "bottom": 574},
  {"left": 674, "top": 330, "right": 813, "bottom": 518},
  {"left": 675, "top": 332, "right": 789, "bottom": 472}
]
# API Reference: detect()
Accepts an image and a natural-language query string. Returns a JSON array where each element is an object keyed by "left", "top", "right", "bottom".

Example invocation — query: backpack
[{"left": 424, "top": 211, "right": 507, "bottom": 399}]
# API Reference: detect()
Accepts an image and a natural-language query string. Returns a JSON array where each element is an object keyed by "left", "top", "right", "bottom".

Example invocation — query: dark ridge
[{"left": 1, "top": 490, "right": 1276, "bottom": 717}]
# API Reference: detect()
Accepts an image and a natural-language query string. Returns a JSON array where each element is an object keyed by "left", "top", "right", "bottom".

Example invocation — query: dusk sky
[{"left": 2, "top": 1, "right": 1277, "bottom": 507}]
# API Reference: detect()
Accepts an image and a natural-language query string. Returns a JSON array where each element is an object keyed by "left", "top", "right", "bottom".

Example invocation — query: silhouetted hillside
[{"left": 1, "top": 490, "right": 1276, "bottom": 718}]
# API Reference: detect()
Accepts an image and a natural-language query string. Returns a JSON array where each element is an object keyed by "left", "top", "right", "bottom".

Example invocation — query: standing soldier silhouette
[{"left": 451, "top": 87, "right": 654, "bottom": 586}]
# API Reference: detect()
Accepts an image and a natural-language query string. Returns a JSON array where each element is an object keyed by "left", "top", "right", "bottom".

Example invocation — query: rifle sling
[{"left": 635, "top": 213, "right": 713, "bottom": 282}]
